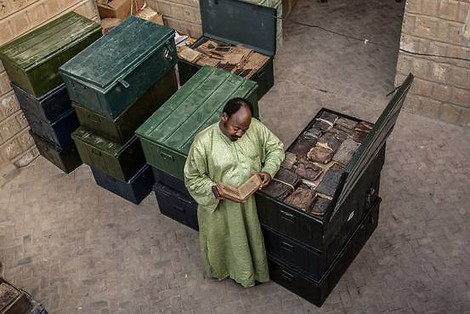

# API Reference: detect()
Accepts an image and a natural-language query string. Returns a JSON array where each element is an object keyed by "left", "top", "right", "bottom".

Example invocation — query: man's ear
[{"left": 221, "top": 112, "right": 228, "bottom": 122}]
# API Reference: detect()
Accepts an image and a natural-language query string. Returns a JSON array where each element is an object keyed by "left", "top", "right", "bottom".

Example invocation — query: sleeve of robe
[
  {"left": 255, "top": 120, "right": 285, "bottom": 178},
  {"left": 184, "top": 133, "right": 220, "bottom": 213}
]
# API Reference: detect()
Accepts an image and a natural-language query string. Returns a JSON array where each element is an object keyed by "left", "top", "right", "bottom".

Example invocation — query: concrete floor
[{"left": 2, "top": 0, "right": 470, "bottom": 313}]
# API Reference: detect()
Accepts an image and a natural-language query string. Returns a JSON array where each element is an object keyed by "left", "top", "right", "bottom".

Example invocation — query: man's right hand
[{"left": 212, "top": 184, "right": 224, "bottom": 200}]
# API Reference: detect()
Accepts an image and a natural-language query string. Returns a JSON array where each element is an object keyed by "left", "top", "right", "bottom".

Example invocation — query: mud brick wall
[
  {"left": 0, "top": 0, "right": 99, "bottom": 170},
  {"left": 148, "top": 0, "right": 203, "bottom": 38},
  {"left": 396, "top": 0, "right": 470, "bottom": 127}
]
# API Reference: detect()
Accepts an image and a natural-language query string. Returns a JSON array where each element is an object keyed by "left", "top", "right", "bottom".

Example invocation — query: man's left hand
[{"left": 257, "top": 172, "right": 272, "bottom": 188}]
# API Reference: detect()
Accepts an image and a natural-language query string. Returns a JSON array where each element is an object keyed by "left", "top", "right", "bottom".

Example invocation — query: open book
[{"left": 217, "top": 174, "right": 262, "bottom": 202}]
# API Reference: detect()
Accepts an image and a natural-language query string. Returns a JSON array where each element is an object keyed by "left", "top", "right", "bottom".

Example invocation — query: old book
[
  {"left": 316, "top": 167, "right": 344, "bottom": 196},
  {"left": 178, "top": 46, "right": 202, "bottom": 62},
  {"left": 196, "top": 55, "right": 220, "bottom": 67},
  {"left": 303, "top": 127, "right": 322, "bottom": 140},
  {"left": 335, "top": 117, "right": 357, "bottom": 130},
  {"left": 288, "top": 137, "right": 317, "bottom": 156},
  {"left": 333, "top": 138, "right": 361, "bottom": 166},
  {"left": 318, "top": 111, "right": 338, "bottom": 124},
  {"left": 309, "top": 195, "right": 331, "bottom": 216},
  {"left": 316, "top": 132, "right": 341, "bottom": 152},
  {"left": 262, "top": 168, "right": 302, "bottom": 200},
  {"left": 293, "top": 157, "right": 324, "bottom": 181},
  {"left": 351, "top": 121, "right": 374, "bottom": 142},
  {"left": 218, "top": 174, "right": 262, "bottom": 202},
  {"left": 327, "top": 128, "right": 349, "bottom": 142},
  {"left": 281, "top": 152, "right": 297, "bottom": 170},
  {"left": 307, "top": 146, "right": 335, "bottom": 164},
  {"left": 312, "top": 119, "right": 333, "bottom": 132},
  {"left": 244, "top": 52, "right": 269, "bottom": 76},
  {"left": 285, "top": 185, "right": 316, "bottom": 211}
]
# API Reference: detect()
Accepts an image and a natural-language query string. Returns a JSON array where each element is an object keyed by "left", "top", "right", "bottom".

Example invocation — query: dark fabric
[
  {"left": 317, "top": 132, "right": 341, "bottom": 151},
  {"left": 281, "top": 152, "right": 297, "bottom": 170},
  {"left": 309, "top": 196, "right": 331, "bottom": 216},
  {"left": 293, "top": 157, "right": 323, "bottom": 181},
  {"left": 316, "top": 168, "right": 344, "bottom": 196},
  {"left": 307, "top": 146, "right": 334, "bottom": 164},
  {"left": 333, "top": 138, "right": 361, "bottom": 166},
  {"left": 284, "top": 185, "right": 316, "bottom": 211},
  {"left": 288, "top": 137, "right": 317, "bottom": 156},
  {"left": 262, "top": 168, "right": 302, "bottom": 200}
]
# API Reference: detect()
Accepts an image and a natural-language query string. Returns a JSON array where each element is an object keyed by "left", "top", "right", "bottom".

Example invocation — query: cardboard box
[
  {"left": 97, "top": 0, "right": 144, "bottom": 19},
  {"left": 137, "top": 7, "right": 164, "bottom": 25}
]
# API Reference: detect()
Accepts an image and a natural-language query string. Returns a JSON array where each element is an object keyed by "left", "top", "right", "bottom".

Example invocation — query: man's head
[{"left": 220, "top": 98, "right": 254, "bottom": 142}]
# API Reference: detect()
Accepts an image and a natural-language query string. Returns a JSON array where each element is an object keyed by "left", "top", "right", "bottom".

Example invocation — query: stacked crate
[
  {"left": 59, "top": 16, "right": 178, "bottom": 204},
  {"left": 0, "top": 12, "right": 102, "bottom": 173},
  {"left": 136, "top": 66, "right": 259, "bottom": 230}
]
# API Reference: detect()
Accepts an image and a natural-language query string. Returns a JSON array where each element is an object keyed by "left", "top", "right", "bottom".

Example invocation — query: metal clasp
[{"left": 164, "top": 48, "right": 172, "bottom": 62}]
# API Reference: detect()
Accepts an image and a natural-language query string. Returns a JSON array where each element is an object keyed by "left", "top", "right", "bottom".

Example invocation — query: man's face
[{"left": 221, "top": 107, "right": 252, "bottom": 142}]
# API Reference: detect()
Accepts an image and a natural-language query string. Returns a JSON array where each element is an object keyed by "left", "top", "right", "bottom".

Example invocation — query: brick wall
[
  {"left": 396, "top": 0, "right": 470, "bottom": 127},
  {"left": 0, "top": 0, "right": 99, "bottom": 170}
]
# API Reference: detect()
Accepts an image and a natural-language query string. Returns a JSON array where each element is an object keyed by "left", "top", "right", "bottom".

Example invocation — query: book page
[
  {"left": 218, "top": 183, "right": 241, "bottom": 201},
  {"left": 218, "top": 174, "right": 262, "bottom": 202},
  {"left": 237, "top": 174, "right": 262, "bottom": 199}
]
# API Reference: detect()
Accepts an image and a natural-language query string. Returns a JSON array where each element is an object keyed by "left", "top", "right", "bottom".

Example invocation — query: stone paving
[{"left": 2, "top": 0, "right": 470, "bottom": 313}]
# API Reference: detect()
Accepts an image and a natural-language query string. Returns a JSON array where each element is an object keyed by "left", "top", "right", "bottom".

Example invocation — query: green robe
[{"left": 184, "top": 118, "right": 284, "bottom": 287}]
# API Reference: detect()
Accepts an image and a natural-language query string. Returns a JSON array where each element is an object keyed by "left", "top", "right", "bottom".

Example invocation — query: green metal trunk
[
  {"left": 59, "top": 16, "right": 177, "bottom": 118},
  {"left": 73, "top": 68, "right": 178, "bottom": 144},
  {"left": 135, "top": 66, "right": 258, "bottom": 181},
  {"left": 0, "top": 12, "right": 101, "bottom": 97},
  {"left": 72, "top": 128, "right": 145, "bottom": 181}
]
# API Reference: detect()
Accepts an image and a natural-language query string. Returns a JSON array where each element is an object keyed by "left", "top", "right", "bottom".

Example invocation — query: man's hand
[
  {"left": 257, "top": 172, "right": 272, "bottom": 188},
  {"left": 212, "top": 183, "right": 224, "bottom": 200}
]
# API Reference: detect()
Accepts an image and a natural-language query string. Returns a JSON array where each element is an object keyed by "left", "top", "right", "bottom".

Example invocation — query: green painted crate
[
  {"left": 59, "top": 16, "right": 177, "bottom": 118},
  {"left": 0, "top": 12, "right": 101, "bottom": 97},
  {"left": 73, "top": 68, "right": 178, "bottom": 144},
  {"left": 72, "top": 127, "right": 145, "bottom": 181},
  {"left": 135, "top": 66, "right": 259, "bottom": 181}
]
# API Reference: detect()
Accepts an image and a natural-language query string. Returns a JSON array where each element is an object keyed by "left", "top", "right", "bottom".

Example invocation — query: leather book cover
[{"left": 218, "top": 174, "right": 262, "bottom": 202}]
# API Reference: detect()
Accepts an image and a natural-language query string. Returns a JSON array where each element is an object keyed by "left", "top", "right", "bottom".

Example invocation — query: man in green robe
[{"left": 184, "top": 97, "right": 284, "bottom": 288}]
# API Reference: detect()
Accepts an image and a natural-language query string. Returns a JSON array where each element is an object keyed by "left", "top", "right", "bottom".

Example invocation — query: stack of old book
[
  {"left": 178, "top": 39, "right": 270, "bottom": 80},
  {"left": 59, "top": 16, "right": 178, "bottom": 204},
  {"left": 0, "top": 12, "right": 102, "bottom": 173},
  {"left": 263, "top": 110, "right": 374, "bottom": 217}
]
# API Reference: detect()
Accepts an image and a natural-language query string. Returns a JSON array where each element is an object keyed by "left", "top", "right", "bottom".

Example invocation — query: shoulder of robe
[
  {"left": 194, "top": 123, "right": 217, "bottom": 144},
  {"left": 250, "top": 118, "right": 269, "bottom": 133}
]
